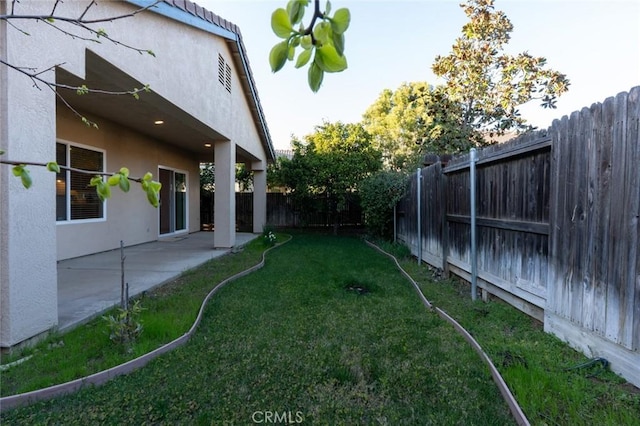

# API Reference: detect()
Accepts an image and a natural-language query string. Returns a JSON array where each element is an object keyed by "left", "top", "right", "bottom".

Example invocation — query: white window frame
[{"left": 55, "top": 139, "right": 107, "bottom": 224}]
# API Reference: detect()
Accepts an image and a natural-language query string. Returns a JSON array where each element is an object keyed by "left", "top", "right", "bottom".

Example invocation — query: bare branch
[
  {"left": 79, "top": 0, "right": 97, "bottom": 21},
  {"left": 0, "top": 58, "right": 151, "bottom": 97},
  {"left": 0, "top": 159, "right": 145, "bottom": 183}
]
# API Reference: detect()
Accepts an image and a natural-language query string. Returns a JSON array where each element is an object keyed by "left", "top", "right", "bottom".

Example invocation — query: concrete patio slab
[{"left": 57, "top": 232, "right": 257, "bottom": 331}]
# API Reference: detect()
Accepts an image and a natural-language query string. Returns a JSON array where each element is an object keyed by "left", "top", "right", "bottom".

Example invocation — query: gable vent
[
  {"left": 218, "top": 54, "right": 225, "bottom": 85},
  {"left": 218, "top": 54, "right": 232, "bottom": 93},
  {"left": 225, "top": 63, "right": 231, "bottom": 92}
]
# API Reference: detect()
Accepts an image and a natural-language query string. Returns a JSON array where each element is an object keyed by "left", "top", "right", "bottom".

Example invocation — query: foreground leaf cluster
[{"left": 270, "top": 0, "right": 350, "bottom": 91}]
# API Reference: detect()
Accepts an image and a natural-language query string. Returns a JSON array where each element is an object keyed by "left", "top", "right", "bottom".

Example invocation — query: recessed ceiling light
[
  {"left": 204, "top": 143, "right": 212, "bottom": 148},
  {"left": 154, "top": 120, "right": 164, "bottom": 125}
]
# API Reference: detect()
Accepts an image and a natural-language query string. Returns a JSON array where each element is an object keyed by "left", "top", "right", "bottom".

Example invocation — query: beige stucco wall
[
  {"left": 1, "top": 0, "right": 270, "bottom": 346},
  {"left": 56, "top": 107, "right": 200, "bottom": 260}
]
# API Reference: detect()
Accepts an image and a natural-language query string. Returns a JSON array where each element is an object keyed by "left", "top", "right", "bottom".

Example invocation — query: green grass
[
  {"left": 0, "top": 235, "right": 272, "bottom": 396},
  {"left": 397, "top": 257, "right": 640, "bottom": 426},
  {"left": 1, "top": 234, "right": 514, "bottom": 425},
  {"left": 1, "top": 233, "right": 638, "bottom": 425}
]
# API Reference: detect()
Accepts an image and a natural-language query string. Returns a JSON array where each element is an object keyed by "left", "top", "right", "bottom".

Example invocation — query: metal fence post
[
  {"left": 470, "top": 148, "right": 478, "bottom": 301},
  {"left": 416, "top": 168, "right": 422, "bottom": 265}
]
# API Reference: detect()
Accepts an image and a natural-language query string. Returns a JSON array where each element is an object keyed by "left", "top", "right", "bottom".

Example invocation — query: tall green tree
[
  {"left": 270, "top": 121, "right": 382, "bottom": 233},
  {"left": 432, "top": 0, "right": 569, "bottom": 137},
  {"left": 362, "top": 82, "right": 483, "bottom": 170}
]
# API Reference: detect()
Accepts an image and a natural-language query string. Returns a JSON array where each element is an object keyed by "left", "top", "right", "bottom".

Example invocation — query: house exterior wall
[
  {"left": 1, "top": 0, "right": 270, "bottom": 346},
  {"left": 55, "top": 107, "right": 200, "bottom": 260},
  {"left": 1, "top": 1, "right": 59, "bottom": 347}
]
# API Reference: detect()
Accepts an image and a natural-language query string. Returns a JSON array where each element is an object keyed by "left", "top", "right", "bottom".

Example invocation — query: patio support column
[
  {"left": 214, "top": 141, "right": 236, "bottom": 248},
  {"left": 252, "top": 161, "right": 267, "bottom": 233}
]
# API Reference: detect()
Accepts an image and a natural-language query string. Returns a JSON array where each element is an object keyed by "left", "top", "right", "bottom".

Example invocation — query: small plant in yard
[
  {"left": 262, "top": 225, "right": 277, "bottom": 246},
  {"left": 103, "top": 300, "right": 144, "bottom": 352}
]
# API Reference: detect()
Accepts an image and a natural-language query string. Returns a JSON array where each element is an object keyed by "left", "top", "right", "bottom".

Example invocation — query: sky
[{"left": 198, "top": 0, "right": 640, "bottom": 150}]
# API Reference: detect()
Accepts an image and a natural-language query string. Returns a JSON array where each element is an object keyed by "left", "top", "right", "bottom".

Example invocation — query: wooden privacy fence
[{"left": 396, "top": 87, "right": 640, "bottom": 388}]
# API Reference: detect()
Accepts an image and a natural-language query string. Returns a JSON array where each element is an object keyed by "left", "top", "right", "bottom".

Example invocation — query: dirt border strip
[
  {"left": 365, "top": 240, "right": 530, "bottom": 426},
  {"left": 0, "top": 236, "right": 292, "bottom": 413}
]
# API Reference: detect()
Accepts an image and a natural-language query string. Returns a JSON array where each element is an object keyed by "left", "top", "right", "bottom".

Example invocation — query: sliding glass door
[{"left": 159, "top": 168, "right": 187, "bottom": 235}]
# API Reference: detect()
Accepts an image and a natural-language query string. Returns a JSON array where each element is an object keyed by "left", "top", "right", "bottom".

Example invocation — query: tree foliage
[
  {"left": 270, "top": 0, "right": 350, "bottom": 92},
  {"left": 362, "top": 82, "right": 484, "bottom": 170},
  {"left": 269, "top": 121, "right": 382, "bottom": 233},
  {"left": 432, "top": 0, "right": 569, "bottom": 137},
  {"left": 360, "top": 170, "right": 408, "bottom": 239},
  {"left": 200, "top": 163, "right": 254, "bottom": 194}
]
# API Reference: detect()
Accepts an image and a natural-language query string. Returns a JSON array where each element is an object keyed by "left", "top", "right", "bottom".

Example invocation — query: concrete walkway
[{"left": 57, "top": 232, "right": 258, "bottom": 331}]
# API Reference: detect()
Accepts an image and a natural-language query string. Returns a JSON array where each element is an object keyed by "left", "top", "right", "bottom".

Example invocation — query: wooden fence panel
[
  {"left": 547, "top": 87, "right": 639, "bottom": 354},
  {"left": 396, "top": 171, "right": 419, "bottom": 253},
  {"left": 421, "top": 164, "right": 445, "bottom": 265},
  {"left": 395, "top": 86, "right": 640, "bottom": 387},
  {"left": 443, "top": 136, "right": 551, "bottom": 308}
]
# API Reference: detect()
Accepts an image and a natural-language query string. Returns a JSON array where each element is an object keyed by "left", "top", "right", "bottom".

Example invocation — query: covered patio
[{"left": 57, "top": 232, "right": 258, "bottom": 331}]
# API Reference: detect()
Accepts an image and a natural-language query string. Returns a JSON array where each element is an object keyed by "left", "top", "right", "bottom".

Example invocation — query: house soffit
[{"left": 56, "top": 50, "right": 226, "bottom": 162}]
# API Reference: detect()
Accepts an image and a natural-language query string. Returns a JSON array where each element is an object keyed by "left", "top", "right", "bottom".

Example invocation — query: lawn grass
[
  {"left": 1, "top": 234, "right": 514, "bottom": 424},
  {"left": 0, "top": 234, "right": 272, "bottom": 397},
  {"left": 2, "top": 233, "right": 638, "bottom": 425},
  {"left": 385, "top": 241, "right": 640, "bottom": 426}
]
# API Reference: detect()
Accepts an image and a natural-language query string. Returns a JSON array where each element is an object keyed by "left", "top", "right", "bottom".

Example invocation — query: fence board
[{"left": 628, "top": 87, "right": 640, "bottom": 351}]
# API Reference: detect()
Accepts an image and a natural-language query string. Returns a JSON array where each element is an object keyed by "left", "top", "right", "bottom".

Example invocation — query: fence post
[
  {"left": 470, "top": 148, "right": 478, "bottom": 301},
  {"left": 416, "top": 168, "right": 422, "bottom": 265},
  {"left": 440, "top": 165, "right": 449, "bottom": 277},
  {"left": 393, "top": 204, "right": 397, "bottom": 243}
]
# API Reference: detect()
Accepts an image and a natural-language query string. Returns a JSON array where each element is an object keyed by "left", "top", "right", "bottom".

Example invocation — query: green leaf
[
  {"left": 315, "top": 44, "right": 347, "bottom": 73},
  {"left": 13, "top": 165, "right": 32, "bottom": 189},
  {"left": 308, "top": 62, "right": 324, "bottom": 92},
  {"left": 146, "top": 50, "right": 156, "bottom": 57},
  {"left": 144, "top": 181, "right": 162, "bottom": 207},
  {"left": 91, "top": 177, "right": 111, "bottom": 201},
  {"left": 46, "top": 17, "right": 55, "bottom": 23},
  {"left": 119, "top": 167, "right": 130, "bottom": 178},
  {"left": 46, "top": 161, "right": 60, "bottom": 173},
  {"left": 142, "top": 172, "right": 153, "bottom": 182},
  {"left": 330, "top": 8, "right": 350, "bottom": 34},
  {"left": 300, "top": 35, "right": 313, "bottom": 50},
  {"left": 313, "top": 21, "right": 331, "bottom": 45},
  {"left": 288, "top": 44, "right": 296, "bottom": 61},
  {"left": 325, "top": 0, "right": 332, "bottom": 15},
  {"left": 12, "top": 165, "right": 24, "bottom": 177},
  {"left": 271, "top": 8, "right": 293, "bottom": 38},
  {"left": 77, "top": 85, "right": 89, "bottom": 95},
  {"left": 269, "top": 41, "right": 289, "bottom": 72},
  {"left": 295, "top": 49, "right": 312, "bottom": 68},
  {"left": 286, "top": 0, "right": 305, "bottom": 25},
  {"left": 96, "top": 182, "right": 111, "bottom": 201},
  {"left": 89, "top": 176, "right": 103, "bottom": 187},
  {"left": 119, "top": 176, "right": 130, "bottom": 192},
  {"left": 332, "top": 31, "right": 345, "bottom": 56},
  {"left": 107, "top": 174, "right": 121, "bottom": 186}
]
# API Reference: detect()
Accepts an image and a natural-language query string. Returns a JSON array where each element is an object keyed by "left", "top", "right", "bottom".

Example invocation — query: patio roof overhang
[{"left": 55, "top": 50, "right": 258, "bottom": 164}]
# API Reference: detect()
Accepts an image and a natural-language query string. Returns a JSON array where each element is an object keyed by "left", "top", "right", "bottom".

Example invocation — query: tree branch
[{"left": 0, "top": 159, "right": 145, "bottom": 183}]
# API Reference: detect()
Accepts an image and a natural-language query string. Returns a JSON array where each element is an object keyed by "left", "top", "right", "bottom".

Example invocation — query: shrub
[{"left": 360, "top": 170, "right": 408, "bottom": 239}]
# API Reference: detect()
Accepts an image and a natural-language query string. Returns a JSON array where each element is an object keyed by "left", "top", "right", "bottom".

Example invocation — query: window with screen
[{"left": 56, "top": 142, "right": 105, "bottom": 221}]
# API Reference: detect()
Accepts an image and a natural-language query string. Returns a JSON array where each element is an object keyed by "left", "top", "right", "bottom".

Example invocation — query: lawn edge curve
[{"left": 365, "top": 240, "right": 530, "bottom": 426}]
